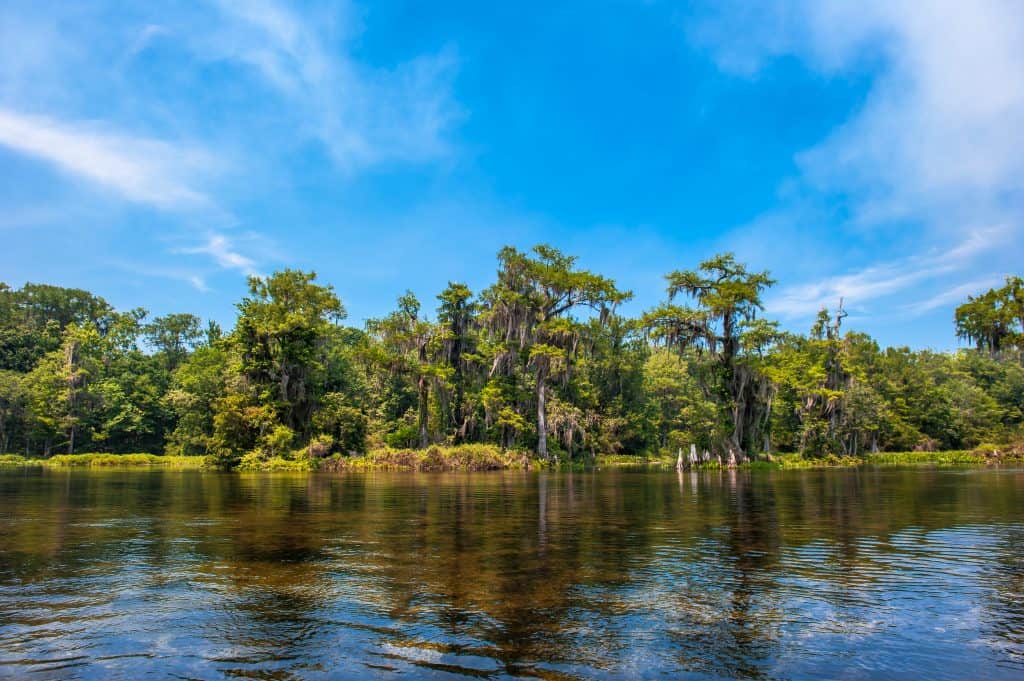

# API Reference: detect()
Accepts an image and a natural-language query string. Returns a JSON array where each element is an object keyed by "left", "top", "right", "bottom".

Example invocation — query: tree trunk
[
  {"left": 65, "top": 339, "right": 78, "bottom": 456},
  {"left": 726, "top": 431, "right": 745, "bottom": 465},
  {"left": 417, "top": 375, "right": 429, "bottom": 449},
  {"left": 280, "top": 370, "right": 290, "bottom": 406},
  {"left": 536, "top": 370, "right": 549, "bottom": 461}
]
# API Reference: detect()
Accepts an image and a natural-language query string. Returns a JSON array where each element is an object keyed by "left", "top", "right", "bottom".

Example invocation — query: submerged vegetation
[{"left": 1, "top": 247, "right": 1022, "bottom": 471}]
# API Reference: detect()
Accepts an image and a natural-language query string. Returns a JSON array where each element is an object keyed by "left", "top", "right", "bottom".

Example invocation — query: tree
[
  {"left": 573, "top": 314, "right": 651, "bottom": 456},
  {"left": 366, "top": 292, "right": 438, "bottom": 448},
  {"left": 234, "top": 270, "right": 345, "bottom": 439},
  {"left": 145, "top": 313, "right": 204, "bottom": 370},
  {"left": 436, "top": 282, "right": 479, "bottom": 442},
  {"left": 768, "top": 304, "right": 851, "bottom": 457},
  {"left": 24, "top": 324, "right": 105, "bottom": 455},
  {"left": 0, "top": 282, "right": 115, "bottom": 372},
  {"left": 0, "top": 370, "right": 25, "bottom": 453},
  {"left": 0, "top": 261, "right": 1021, "bottom": 465},
  {"left": 645, "top": 253, "right": 776, "bottom": 462},
  {"left": 955, "top": 276, "right": 1024, "bottom": 356},
  {"left": 482, "top": 245, "right": 629, "bottom": 460},
  {"left": 165, "top": 344, "right": 228, "bottom": 456},
  {"left": 312, "top": 392, "right": 368, "bottom": 455},
  {"left": 643, "top": 348, "right": 716, "bottom": 454}
]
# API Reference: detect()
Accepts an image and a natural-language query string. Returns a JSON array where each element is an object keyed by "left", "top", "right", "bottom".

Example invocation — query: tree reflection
[{"left": 0, "top": 467, "right": 1021, "bottom": 678}]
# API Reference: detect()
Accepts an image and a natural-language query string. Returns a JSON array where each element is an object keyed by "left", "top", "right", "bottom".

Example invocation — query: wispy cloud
[
  {"left": 695, "top": 0, "right": 1024, "bottom": 229},
  {"left": 0, "top": 108, "right": 215, "bottom": 210},
  {"left": 766, "top": 227, "right": 1006, "bottom": 318},
  {"left": 197, "top": 0, "right": 461, "bottom": 169},
  {"left": 106, "top": 258, "right": 211, "bottom": 292},
  {"left": 176, "top": 234, "right": 259, "bottom": 276},
  {"left": 906, "top": 276, "right": 1005, "bottom": 316},
  {"left": 0, "top": 0, "right": 463, "bottom": 288},
  {"left": 692, "top": 0, "right": 1024, "bottom": 324}
]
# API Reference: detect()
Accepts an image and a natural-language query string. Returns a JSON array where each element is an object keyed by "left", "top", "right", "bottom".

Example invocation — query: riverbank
[
  {"left": 320, "top": 444, "right": 538, "bottom": 472},
  {"left": 0, "top": 445, "right": 537, "bottom": 471},
  {"left": 599, "top": 448, "right": 1021, "bottom": 469},
  {"left": 0, "top": 453, "right": 205, "bottom": 468},
  {"left": 1, "top": 443, "right": 1020, "bottom": 471},
  {"left": 603, "top": 446, "right": 1022, "bottom": 470}
]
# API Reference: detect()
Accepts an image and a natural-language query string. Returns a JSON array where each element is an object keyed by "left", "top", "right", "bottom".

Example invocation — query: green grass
[
  {"left": 237, "top": 454, "right": 318, "bottom": 472},
  {"left": 325, "top": 444, "right": 539, "bottom": 472},
  {"left": 593, "top": 448, "right": 1019, "bottom": 470},
  {"left": 0, "top": 452, "right": 205, "bottom": 468},
  {"left": 768, "top": 452, "right": 868, "bottom": 468},
  {"left": 862, "top": 450, "right": 983, "bottom": 465},
  {"left": 593, "top": 453, "right": 676, "bottom": 467},
  {"left": 3, "top": 447, "right": 1017, "bottom": 472}
]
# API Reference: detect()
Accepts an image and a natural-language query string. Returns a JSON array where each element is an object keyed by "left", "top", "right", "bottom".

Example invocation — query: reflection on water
[{"left": 0, "top": 466, "right": 1021, "bottom": 680}]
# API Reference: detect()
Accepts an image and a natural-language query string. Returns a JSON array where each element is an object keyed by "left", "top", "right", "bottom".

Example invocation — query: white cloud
[
  {"left": 0, "top": 1, "right": 461, "bottom": 174},
  {"left": 177, "top": 234, "right": 258, "bottom": 276},
  {"left": 0, "top": 108, "right": 215, "bottom": 209},
  {"left": 907, "top": 277, "right": 1005, "bottom": 316},
  {"left": 106, "top": 258, "right": 211, "bottom": 292},
  {"left": 795, "top": 1, "right": 1024, "bottom": 232},
  {"left": 692, "top": 0, "right": 1024, "bottom": 330},
  {"left": 199, "top": 0, "right": 461, "bottom": 169},
  {"left": 766, "top": 227, "right": 1005, "bottom": 318},
  {"left": 694, "top": 0, "right": 1024, "bottom": 236}
]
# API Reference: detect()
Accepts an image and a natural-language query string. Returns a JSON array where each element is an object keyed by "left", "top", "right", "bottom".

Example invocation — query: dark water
[{"left": 0, "top": 467, "right": 1021, "bottom": 680}]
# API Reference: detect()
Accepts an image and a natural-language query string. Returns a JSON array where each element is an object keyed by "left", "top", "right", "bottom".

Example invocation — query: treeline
[{"left": 1, "top": 247, "right": 1022, "bottom": 468}]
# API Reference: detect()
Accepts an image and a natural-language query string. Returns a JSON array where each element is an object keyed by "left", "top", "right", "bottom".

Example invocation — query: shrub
[
  {"left": 384, "top": 424, "right": 420, "bottom": 449},
  {"left": 323, "top": 444, "right": 534, "bottom": 472},
  {"left": 35, "top": 453, "right": 204, "bottom": 467},
  {"left": 307, "top": 435, "right": 334, "bottom": 458},
  {"left": 313, "top": 395, "right": 367, "bottom": 454},
  {"left": 238, "top": 454, "right": 317, "bottom": 472},
  {"left": 972, "top": 439, "right": 1024, "bottom": 459}
]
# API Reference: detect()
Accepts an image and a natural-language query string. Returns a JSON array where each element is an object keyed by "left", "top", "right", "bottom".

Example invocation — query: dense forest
[{"left": 1, "top": 246, "right": 1022, "bottom": 469}]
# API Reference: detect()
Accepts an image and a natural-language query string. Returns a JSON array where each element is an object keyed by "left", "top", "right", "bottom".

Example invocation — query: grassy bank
[
  {"left": 1, "top": 445, "right": 1019, "bottom": 472},
  {"left": 0, "top": 453, "right": 205, "bottom": 468},
  {"left": 594, "top": 448, "right": 1022, "bottom": 470},
  {"left": 323, "top": 444, "right": 538, "bottom": 472}
]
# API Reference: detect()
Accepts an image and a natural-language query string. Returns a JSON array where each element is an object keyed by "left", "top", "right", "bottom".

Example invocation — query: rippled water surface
[{"left": 0, "top": 466, "right": 1021, "bottom": 680}]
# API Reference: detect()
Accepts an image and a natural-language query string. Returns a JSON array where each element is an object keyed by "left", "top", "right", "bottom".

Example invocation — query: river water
[{"left": 0, "top": 466, "right": 1021, "bottom": 679}]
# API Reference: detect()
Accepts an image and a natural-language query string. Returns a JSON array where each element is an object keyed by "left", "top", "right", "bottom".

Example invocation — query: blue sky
[{"left": 1, "top": 1, "right": 1022, "bottom": 349}]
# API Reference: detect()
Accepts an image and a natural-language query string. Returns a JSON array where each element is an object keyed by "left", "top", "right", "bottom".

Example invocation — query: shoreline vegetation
[
  {"left": 2, "top": 442, "right": 1021, "bottom": 472},
  {"left": 2, "top": 248, "right": 1022, "bottom": 473}
]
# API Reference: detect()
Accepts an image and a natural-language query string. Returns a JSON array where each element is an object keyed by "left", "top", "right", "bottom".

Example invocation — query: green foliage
[
  {"left": 384, "top": 423, "right": 420, "bottom": 449},
  {"left": 312, "top": 393, "right": 367, "bottom": 454},
  {"left": 15, "top": 452, "right": 204, "bottom": 467},
  {"left": 144, "top": 313, "right": 203, "bottom": 370},
  {"left": 644, "top": 253, "right": 777, "bottom": 461},
  {"left": 955, "top": 276, "right": 1023, "bottom": 354},
  {"left": 482, "top": 244, "right": 630, "bottom": 460},
  {"left": 1, "top": 254, "right": 1021, "bottom": 470},
  {"left": 165, "top": 345, "right": 227, "bottom": 456},
  {"left": 865, "top": 451, "right": 983, "bottom": 465},
  {"left": 237, "top": 452, "right": 317, "bottom": 472},
  {"left": 326, "top": 444, "right": 534, "bottom": 472}
]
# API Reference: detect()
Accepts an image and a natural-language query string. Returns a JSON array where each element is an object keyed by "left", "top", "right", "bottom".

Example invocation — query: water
[{"left": 0, "top": 466, "right": 1021, "bottom": 680}]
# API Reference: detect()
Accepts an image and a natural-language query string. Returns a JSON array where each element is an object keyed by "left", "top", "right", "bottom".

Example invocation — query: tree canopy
[{"left": 0, "top": 250, "right": 1020, "bottom": 468}]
